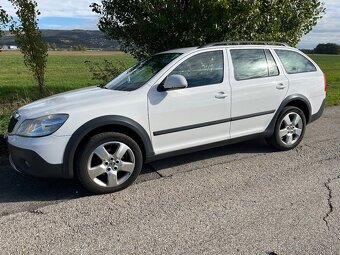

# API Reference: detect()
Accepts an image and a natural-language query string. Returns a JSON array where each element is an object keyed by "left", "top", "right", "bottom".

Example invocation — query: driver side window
[{"left": 169, "top": 51, "right": 224, "bottom": 88}]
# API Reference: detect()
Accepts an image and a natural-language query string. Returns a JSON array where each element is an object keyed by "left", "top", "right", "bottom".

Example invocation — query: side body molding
[{"left": 62, "top": 115, "right": 154, "bottom": 178}]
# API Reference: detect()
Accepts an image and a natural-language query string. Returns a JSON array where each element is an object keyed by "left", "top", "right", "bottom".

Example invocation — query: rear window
[{"left": 275, "top": 50, "right": 317, "bottom": 74}]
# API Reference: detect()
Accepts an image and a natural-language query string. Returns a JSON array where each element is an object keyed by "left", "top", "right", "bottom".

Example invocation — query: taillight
[{"left": 324, "top": 73, "right": 327, "bottom": 92}]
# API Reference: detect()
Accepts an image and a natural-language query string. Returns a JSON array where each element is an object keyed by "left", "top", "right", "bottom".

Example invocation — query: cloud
[
  {"left": 2, "top": 0, "right": 339, "bottom": 48},
  {"left": 1, "top": 0, "right": 100, "bottom": 30},
  {"left": 299, "top": 0, "right": 340, "bottom": 48},
  {"left": 1, "top": 0, "right": 98, "bottom": 18}
]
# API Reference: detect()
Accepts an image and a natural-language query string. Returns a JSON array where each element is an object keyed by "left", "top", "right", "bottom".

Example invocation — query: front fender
[{"left": 62, "top": 115, "right": 154, "bottom": 178}]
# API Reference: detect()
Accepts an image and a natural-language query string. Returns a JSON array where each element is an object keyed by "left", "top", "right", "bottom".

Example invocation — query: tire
[
  {"left": 76, "top": 132, "right": 143, "bottom": 194},
  {"left": 267, "top": 106, "right": 306, "bottom": 151}
]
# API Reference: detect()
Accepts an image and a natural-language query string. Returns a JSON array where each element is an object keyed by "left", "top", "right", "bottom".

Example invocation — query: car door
[
  {"left": 228, "top": 48, "right": 289, "bottom": 138},
  {"left": 148, "top": 49, "right": 231, "bottom": 155}
]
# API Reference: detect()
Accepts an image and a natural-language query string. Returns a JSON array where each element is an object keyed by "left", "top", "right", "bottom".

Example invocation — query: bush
[
  {"left": 314, "top": 43, "right": 340, "bottom": 55},
  {"left": 85, "top": 59, "right": 129, "bottom": 85}
]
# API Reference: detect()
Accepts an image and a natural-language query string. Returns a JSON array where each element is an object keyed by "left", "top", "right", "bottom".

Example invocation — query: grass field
[
  {"left": 309, "top": 54, "right": 340, "bottom": 106},
  {"left": 0, "top": 51, "right": 136, "bottom": 138},
  {"left": 0, "top": 51, "right": 339, "bottom": 141}
]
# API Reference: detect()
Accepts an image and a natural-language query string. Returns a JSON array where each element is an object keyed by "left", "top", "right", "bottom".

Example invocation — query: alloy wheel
[
  {"left": 279, "top": 112, "right": 303, "bottom": 146},
  {"left": 86, "top": 141, "right": 135, "bottom": 187}
]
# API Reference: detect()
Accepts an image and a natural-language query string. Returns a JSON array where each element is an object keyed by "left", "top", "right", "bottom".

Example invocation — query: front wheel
[
  {"left": 267, "top": 106, "right": 306, "bottom": 150},
  {"left": 76, "top": 132, "right": 143, "bottom": 194}
]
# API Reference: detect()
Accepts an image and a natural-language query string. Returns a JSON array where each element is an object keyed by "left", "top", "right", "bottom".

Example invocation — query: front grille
[{"left": 7, "top": 117, "right": 18, "bottom": 133}]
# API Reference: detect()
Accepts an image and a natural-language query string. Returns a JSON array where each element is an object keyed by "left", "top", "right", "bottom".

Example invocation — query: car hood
[{"left": 18, "top": 86, "right": 129, "bottom": 118}]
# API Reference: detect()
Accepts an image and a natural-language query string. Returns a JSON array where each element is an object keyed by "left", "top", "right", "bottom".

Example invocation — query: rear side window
[
  {"left": 230, "top": 49, "right": 279, "bottom": 81},
  {"left": 275, "top": 50, "right": 317, "bottom": 74},
  {"left": 170, "top": 51, "right": 224, "bottom": 88}
]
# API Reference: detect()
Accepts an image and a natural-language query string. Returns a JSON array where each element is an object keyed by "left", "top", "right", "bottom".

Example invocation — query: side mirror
[{"left": 163, "top": 74, "right": 188, "bottom": 91}]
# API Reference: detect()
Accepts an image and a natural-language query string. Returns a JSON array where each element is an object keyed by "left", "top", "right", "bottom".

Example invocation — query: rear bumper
[
  {"left": 309, "top": 99, "right": 325, "bottom": 124},
  {"left": 8, "top": 144, "right": 64, "bottom": 178}
]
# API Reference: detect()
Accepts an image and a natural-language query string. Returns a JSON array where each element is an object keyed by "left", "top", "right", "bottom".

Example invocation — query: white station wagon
[{"left": 6, "top": 42, "right": 326, "bottom": 194}]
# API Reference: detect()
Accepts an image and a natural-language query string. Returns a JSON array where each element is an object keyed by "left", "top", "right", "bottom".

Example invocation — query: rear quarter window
[{"left": 275, "top": 50, "right": 317, "bottom": 74}]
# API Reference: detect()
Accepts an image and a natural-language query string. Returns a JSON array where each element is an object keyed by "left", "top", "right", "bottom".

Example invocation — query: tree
[
  {"left": 0, "top": 6, "right": 9, "bottom": 38},
  {"left": 314, "top": 43, "right": 340, "bottom": 54},
  {"left": 9, "top": 0, "right": 48, "bottom": 96},
  {"left": 91, "top": 0, "right": 325, "bottom": 60}
]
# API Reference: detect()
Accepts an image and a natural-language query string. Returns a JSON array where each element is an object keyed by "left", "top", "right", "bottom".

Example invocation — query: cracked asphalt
[{"left": 0, "top": 106, "right": 339, "bottom": 254}]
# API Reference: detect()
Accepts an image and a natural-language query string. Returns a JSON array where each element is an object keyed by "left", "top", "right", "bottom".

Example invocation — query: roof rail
[{"left": 199, "top": 41, "right": 290, "bottom": 48}]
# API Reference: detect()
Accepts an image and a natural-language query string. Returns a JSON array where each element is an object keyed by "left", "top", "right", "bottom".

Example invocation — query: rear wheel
[
  {"left": 267, "top": 106, "right": 306, "bottom": 150},
  {"left": 77, "top": 132, "right": 143, "bottom": 194}
]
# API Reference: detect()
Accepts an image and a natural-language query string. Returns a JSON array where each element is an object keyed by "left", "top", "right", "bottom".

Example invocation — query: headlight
[{"left": 16, "top": 114, "right": 69, "bottom": 137}]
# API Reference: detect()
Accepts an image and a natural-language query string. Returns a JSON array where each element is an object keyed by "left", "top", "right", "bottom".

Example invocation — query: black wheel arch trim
[
  {"left": 62, "top": 115, "right": 154, "bottom": 179},
  {"left": 265, "top": 94, "right": 312, "bottom": 136}
]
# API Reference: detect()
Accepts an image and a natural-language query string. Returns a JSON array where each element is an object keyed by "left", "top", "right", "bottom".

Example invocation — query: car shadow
[
  {"left": 146, "top": 138, "right": 275, "bottom": 172},
  {"left": 0, "top": 139, "right": 275, "bottom": 204}
]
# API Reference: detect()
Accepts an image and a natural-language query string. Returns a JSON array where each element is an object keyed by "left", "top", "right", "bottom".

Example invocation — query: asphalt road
[{"left": 0, "top": 106, "right": 339, "bottom": 254}]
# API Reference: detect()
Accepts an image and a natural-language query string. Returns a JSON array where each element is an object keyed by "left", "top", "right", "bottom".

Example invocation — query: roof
[
  {"left": 200, "top": 41, "right": 290, "bottom": 48},
  {"left": 160, "top": 47, "right": 198, "bottom": 54},
  {"left": 159, "top": 42, "right": 294, "bottom": 55}
]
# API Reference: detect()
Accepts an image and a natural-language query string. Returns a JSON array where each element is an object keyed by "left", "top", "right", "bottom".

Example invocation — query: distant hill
[{"left": 0, "top": 30, "right": 120, "bottom": 50}]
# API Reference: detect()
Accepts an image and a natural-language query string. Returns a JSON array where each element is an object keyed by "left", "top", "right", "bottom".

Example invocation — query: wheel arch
[
  {"left": 62, "top": 115, "right": 154, "bottom": 179},
  {"left": 265, "top": 94, "right": 312, "bottom": 136}
]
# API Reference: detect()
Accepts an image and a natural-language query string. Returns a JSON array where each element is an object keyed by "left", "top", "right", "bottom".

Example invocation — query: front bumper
[{"left": 8, "top": 144, "right": 64, "bottom": 178}]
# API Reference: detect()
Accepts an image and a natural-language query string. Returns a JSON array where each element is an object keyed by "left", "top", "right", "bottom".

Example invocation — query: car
[{"left": 6, "top": 41, "right": 326, "bottom": 194}]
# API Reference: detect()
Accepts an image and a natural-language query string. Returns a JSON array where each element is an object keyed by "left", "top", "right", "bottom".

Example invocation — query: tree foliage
[
  {"left": 91, "top": 0, "right": 325, "bottom": 59},
  {"left": 314, "top": 43, "right": 340, "bottom": 55},
  {"left": 85, "top": 59, "right": 129, "bottom": 85},
  {"left": 0, "top": 5, "right": 9, "bottom": 38},
  {"left": 9, "top": 0, "right": 48, "bottom": 96}
]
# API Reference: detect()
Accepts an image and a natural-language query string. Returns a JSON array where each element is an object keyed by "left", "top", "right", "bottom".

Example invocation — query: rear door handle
[
  {"left": 215, "top": 92, "right": 228, "bottom": 99},
  {"left": 276, "top": 83, "right": 286, "bottom": 90}
]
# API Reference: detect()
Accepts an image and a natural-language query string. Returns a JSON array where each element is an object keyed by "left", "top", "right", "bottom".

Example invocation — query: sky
[{"left": 1, "top": 0, "right": 339, "bottom": 49}]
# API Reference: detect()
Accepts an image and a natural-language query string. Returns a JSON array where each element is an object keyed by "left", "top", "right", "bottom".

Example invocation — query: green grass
[
  {"left": 308, "top": 54, "right": 340, "bottom": 106},
  {"left": 0, "top": 52, "right": 339, "bottom": 143},
  {"left": 0, "top": 51, "right": 136, "bottom": 142},
  {"left": 0, "top": 51, "right": 136, "bottom": 102}
]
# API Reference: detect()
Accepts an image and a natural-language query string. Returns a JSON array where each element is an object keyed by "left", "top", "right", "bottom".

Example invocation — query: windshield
[{"left": 105, "top": 53, "right": 182, "bottom": 91}]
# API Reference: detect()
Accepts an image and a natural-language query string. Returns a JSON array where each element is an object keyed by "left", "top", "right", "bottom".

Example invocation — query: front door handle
[
  {"left": 215, "top": 92, "right": 228, "bottom": 99},
  {"left": 276, "top": 83, "right": 286, "bottom": 90}
]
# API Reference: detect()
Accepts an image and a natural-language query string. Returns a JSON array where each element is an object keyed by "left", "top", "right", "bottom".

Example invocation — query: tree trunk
[{"left": 37, "top": 72, "right": 45, "bottom": 97}]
